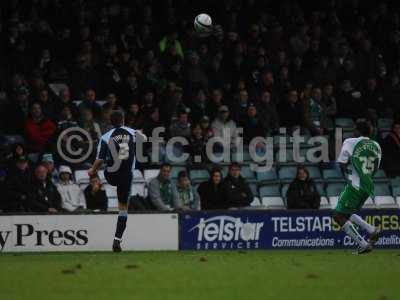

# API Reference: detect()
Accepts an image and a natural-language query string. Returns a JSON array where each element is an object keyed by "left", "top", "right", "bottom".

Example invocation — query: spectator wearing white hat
[{"left": 56, "top": 165, "right": 86, "bottom": 212}]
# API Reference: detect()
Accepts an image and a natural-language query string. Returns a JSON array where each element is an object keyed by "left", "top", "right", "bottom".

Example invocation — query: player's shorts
[
  {"left": 334, "top": 184, "right": 370, "bottom": 215},
  {"left": 104, "top": 170, "right": 133, "bottom": 204}
]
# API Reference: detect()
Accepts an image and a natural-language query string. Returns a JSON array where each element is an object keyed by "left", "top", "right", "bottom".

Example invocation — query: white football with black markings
[{"left": 194, "top": 13, "right": 213, "bottom": 37}]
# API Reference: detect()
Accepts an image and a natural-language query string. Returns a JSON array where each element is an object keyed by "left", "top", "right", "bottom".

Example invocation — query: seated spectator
[
  {"left": 24, "top": 102, "right": 56, "bottom": 154},
  {"left": 29, "top": 164, "right": 61, "bottom": 213},
  {"left": 84, "top": 176, "right": 108, "bottom": 211},
  {"left": 231, "top": 89, "right": 250, "bottom": 126},
  {"left": 37, "top": 88, "right": 57, "bottom": 120},
  {"left": 41, "top": 153, "right": 58, "bottom": 183},
  {"left": 188, "top": 123, "right": 207, "bottom": 163},
  {"left": 99, "top": 103, "right": 113, "bottom": 134},
  {"left": 6, "top": 143, "right": 30, "bottom": 171},
  {"left": 221, "top": 163, "right": 253, "bottom": 208},
  {"left": 286, "top": 166, "right": 320, "bottom": 209},
  {"left": 321, "top": 83, "right": 337, "bottom": 128},
  {"left": 0, "top": 168, "right": 8, "bottom": 212},
  {"left": 78, "top": 88, "right": 101, "bottom": 119},
  {"left": 56, "top": 165, "right": 86, "bottom": 212},
  {"left": 256, "top": 90, "right": 279, "bottom": 136},
  {"left": 148, "top": 163, "right": 176, "bottom": 211},
  {"left": 243, "top": 104, "right": 267, "bottom": 144},
  {"left": 211, "top": 105, "right": 238, "bottom": 151},
  {"left": 278, "top": 89, "right": 305, "bottom": 132},
  {"left": 172, "top": 171, "right": 200, "bottom": 210},
  {"left": 304, "top": 87, "right": 328, "bottom": 135},
  {"left": 197, "top": 168, "right": 225, "bottom": 210},
  {"left": 169, "top": 109, "right": 191, "bottom": 139},
  {"left": 189, "top": 88, "right": 207, "bottom": 124},
  {"left": 199, "top": 116, "right": 214, "bottom": 140},
  {"left": 206, "top": 88, "right": 224, "bottom": 120},
  {"left": 381, "top": 121, "right": 400, "bottom": 178},
  {"left": 55, "top": 87, "right": 79, "bottom": 119},
  {"left": 78, "top": 108, "right": 101, "bottom": 163},
  {"left": 126, "top": 103, "right": 144, "bottom": 129}
]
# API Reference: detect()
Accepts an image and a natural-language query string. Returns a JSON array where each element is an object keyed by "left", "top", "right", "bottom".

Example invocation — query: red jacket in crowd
[{"left": 24, "top": 118, "right": 56, "bottom": 153}]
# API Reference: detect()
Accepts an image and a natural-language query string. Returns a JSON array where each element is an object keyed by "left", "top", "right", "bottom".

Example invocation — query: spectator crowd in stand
[{"left": 1, "top": 0, "right": 400, "bottom": 212}]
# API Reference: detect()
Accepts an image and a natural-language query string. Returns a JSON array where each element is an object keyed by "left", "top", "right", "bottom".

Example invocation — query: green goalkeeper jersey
[{"left": 337, "top": 137, "right": 382, "bottom": 196}]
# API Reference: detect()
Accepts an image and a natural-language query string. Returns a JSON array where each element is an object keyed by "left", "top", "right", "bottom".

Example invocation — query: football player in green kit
[{"left": 333, "top": 121, "right": 382, "bottom": 254}]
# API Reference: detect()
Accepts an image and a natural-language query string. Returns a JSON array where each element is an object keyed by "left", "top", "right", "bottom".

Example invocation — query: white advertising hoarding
[{"left": 0, "top": 214, "right": 179, "bottom": 252}]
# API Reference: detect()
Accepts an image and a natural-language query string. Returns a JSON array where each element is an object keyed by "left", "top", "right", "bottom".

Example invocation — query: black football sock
[{"left": 114, "top": 210, "right": 128, "bottom": 241}]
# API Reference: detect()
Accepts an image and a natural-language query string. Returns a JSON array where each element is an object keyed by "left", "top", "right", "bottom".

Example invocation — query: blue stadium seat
[
  {"left": 307, "top": 166, "right": 322, "bottom": 179},
  {"left": 278, "top": 166, "right": 297, "bottom": 180},
  {"left": 240, "top": 166, "right": 256, "bottom": 180},
  {"left": 373, "top": 169, "right": 387, "bottom": 179},
  {"left": 335, "top": 118, "right": 354, "bottom": 129},
  {"left": 323, "top": 168, "right": 343, "bottom": 180},
  {"left": 249, "top": 183, "right": 259, "bottom": 197},
  {"left": 256, "top": 167, "right": 278, "bottom": 182},
  {"left": 281, "top": 183, "right": 290, "bottom": 198},
  {"left": 171, "top": 166, "right": 186, "bottom": 179},
  {"left": 374, "top": 183, "right": 391, "bottom": 196},
  {"left": 326, "top": 182, "right": 345, "bottom": 197},
  {"left": 259, "top": 184, "right": 281, "bottom": 197},
  {"left": 377, "top": 118, "right": 393, "bottom": 130},
  {"left": 189, "top": 169, "right": 210, "bottom": 182}
]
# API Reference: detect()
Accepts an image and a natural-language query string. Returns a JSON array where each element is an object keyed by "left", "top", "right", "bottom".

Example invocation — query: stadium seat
[
  {"left": 241, "top": 166, "right": 256, "bottom": 180},
  {"left": 278, "top": 166, "right": 297, "bottom": 180},
  {"left": 316, "top": 182, "right": 326, "bottom": 196},
  {"left": 373, "top": 169, "right": 387, "bottom": 179},
  {"left": 322, "top": 168, "right": 344, "bottom": 181},
  {"left": 363, "top": 197, "right": 376, "bottom": 209},
  {"left": 307, "top": 166, "right": 322, "bottom": 179},
  {"left": 256, "top": 167, "right": 278, "bottom": 182},
  {"left": 374, "top": 196, "right": 398, "bottom": 208},
  {"left": 107, "top": 197, "right": 118, "bottom": 210},
  {"left": 131, "top": 183, "right": 146, "bottom": 197},
  {"left": 275, "top": 149, "right": 295, "bottom": 163},
  {"left": 342, "top": 131, "right": 353, "bottom": 140},
  {"left": 104, "top": 184, "right": 117, "bottom": 198},
  {"left": 132, "top": 169, "right": 145, "bottom": 182},
  {"left": 144, "top": 169, "right": 159, "bottom": 181},
  {"left": 335, "top": 118, "right": 354, "bottom": 129},
  {"left": 250, "top": 197, "right": 261, "bottom": 207},
  {"left": 75, "top": 170, "right": 90, "bottom": 184},
  {"left": 319, "top": 197, "right": 330, "bottom": 209},
  {"left": 326, "top": 183, "right": 345, "bottom": 197},
  {"left": 259, "top": 184, "right": 281, "bottom": 197},
  {"left": 396, "top": 197, "right": 400, "bottom": 207},
  {"left": 281, "top": 183, "right": 290, "bottom": 198},
  {"left": 189, "top": 169, "right": 210, "bottom": 182},
  {"left": 377, "top": 118, "right": 393, "bottom": 130},
  {"left": 374, "top": 183, "right": 391, "bottom": 196},
  {"left": 329, "top": 196, "right": 339, "bottom": 209},
  {"left": 261, "top": 196, "right": 286, "bottom": 209},
  {"left": 171, "top": 166, "right": 186, "bottom": 179},
  {"left": 249, "top": 183, "right": 259, "bottom": 197},
  {"left": 392, "top": 186, "right": 400, "bottom": 197}
]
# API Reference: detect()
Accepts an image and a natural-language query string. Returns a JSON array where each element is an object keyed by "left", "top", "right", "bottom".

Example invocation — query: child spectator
[{"left": 56, "top": 165, "right": 86, "bottom": 212}]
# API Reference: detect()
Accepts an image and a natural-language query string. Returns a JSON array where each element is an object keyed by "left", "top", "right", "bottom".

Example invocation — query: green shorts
[{"left": 334, "top": 184, "right": 370, "bottom": 215}]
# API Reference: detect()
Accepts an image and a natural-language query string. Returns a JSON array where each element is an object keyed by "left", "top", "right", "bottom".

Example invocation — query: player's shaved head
[
  {"left": 110, "top": 110, "right": 125, "bottom": 126},
  {"left": 355, "top": 121, "right": 372, "bottom": 137}
]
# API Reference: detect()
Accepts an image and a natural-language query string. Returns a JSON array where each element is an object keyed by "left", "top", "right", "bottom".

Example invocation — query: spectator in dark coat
[
  {"left": 243, "top": 104, "right": 267, "bottom": 144},
  {"left": 84, "top": 176, "right": 108, "bottom": 211},
  {"left": 286, "top": 166, "right": 320, "bottom": 209},
  {"left": 78, "top": 88, "right": 101, "bottom": 119},
  {"left": 256, "top": 90, "right": 279, "bottom": 136},
  {"left": 4, "top": 156, "right": 31, "bottom": 212},
  {"left": 381, "top": 121, "right": 400, "bottom": 178},
  {"left": 197, "top": 168, "right": 225, "bottom": 210},
  {"left": 278, "top": 89, "right": 305, "bottom": 131},
  {"left": 29, "top": 164, "right": 61, "bottom": 212},
  {"left": 221, "top": 163, "right": 253, "bottom": 208}
]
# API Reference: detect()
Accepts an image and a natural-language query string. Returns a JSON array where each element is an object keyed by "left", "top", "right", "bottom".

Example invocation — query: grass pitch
[{"left": 0, "top": 250, "right": 399, "bottom": 300}]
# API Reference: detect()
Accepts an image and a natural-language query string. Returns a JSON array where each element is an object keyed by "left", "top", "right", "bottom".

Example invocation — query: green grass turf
[{"left": 0, "top": 250, "right": 399, "bottom": 300}]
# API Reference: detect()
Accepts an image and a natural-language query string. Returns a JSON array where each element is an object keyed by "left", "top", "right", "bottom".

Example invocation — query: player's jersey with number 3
[
  {"left": 96, "top": 126, "right": 146, "bottom": 176},
  {"left": 337, "top": 137, "right": 382, "bottom": 196}
]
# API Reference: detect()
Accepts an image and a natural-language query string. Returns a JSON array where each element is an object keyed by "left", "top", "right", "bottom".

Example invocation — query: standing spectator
[
  {"left": 29, "top": 164, "right": 61, "bottom": 213},
  {"left": 304, "top": 87, "right": 328, "bottom": 135},
  {"left": 24, "top": 102, "right": 56, "bottom": 154},
  {"left": 221, "top": 163, "right": 253, "bottom": 208},
  {"left": 197, "top": 168, "right": 225, "bottom": 210},
  {"left": 242, "top": 104, "right": 267, "bottom": 144},
  {"left": 381, "top": 121, "right": 400, "bottom": 178},
  {"left": 206, "top": 88, "right": 224, "bottom": 120},
  {"left": 231, "top": 89, "right": 250, "bottom": 126},
  {"left": 172, "top": 171, "right": 200, "bottom": 210},
  {"left": 148, "top": 163, "right": 176, "bottom": 211},
  {"left": 4, "top": 156, "right": 31, "bottom": 212},
  {"left": 56, "top": 165, "right": 86, "bottom": 212},
  {"left": 189, "top": 123, "right": 207, "bottom": 163},
  {"left": 286, "top": 166, "right": 320, "bottom": 209},
  {"left": 84, "top": 176, "right": 108, "bottom": 211},
  {"left": 336, "top": 80, "right": 363, "bottom": 119}
]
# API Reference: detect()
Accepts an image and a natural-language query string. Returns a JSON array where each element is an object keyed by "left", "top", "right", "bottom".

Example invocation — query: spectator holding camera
[
  {"left": 56, "top": 165, "right": 86, "bottom": 212},
  {"left": 286, "top": 166, "right": 320, "bottom": 209}
]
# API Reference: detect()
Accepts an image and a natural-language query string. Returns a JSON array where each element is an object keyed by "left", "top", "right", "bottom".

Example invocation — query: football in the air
[{"left": 194, "top": 13, "right": 213, "bottom": 37}]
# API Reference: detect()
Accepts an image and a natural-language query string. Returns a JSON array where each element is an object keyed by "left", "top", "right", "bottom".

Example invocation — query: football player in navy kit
[{"left": 88, "top": 110, "right": 147, "bottom": 252}]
